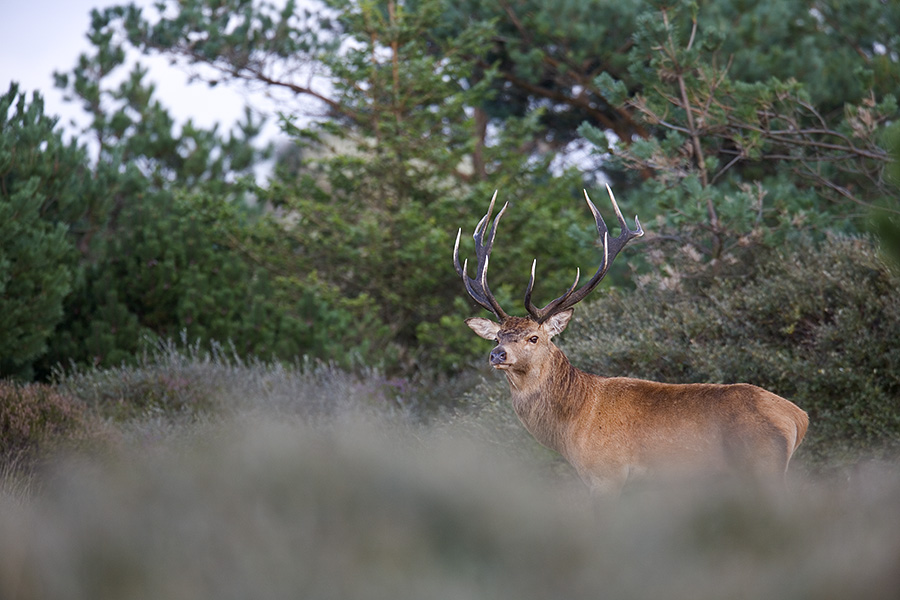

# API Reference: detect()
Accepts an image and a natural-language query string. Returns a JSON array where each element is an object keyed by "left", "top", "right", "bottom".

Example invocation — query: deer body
[{"left": 456, "top": 188, "right": 808, "bottom": 494}]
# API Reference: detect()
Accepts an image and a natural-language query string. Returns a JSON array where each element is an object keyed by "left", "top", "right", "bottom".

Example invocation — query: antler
[
  {"left": 525, "top": 184, "right": 643, "bottom": 323},
  {"left": 453, "top": 190, "right": 510, "bottom": 320}
]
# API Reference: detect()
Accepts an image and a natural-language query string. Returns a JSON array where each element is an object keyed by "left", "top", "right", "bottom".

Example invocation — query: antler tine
[
  {"left": 453, "top": 191, "right": 510, "bottom": 320},
  {"left": 524, "top": 258, "right": 582, "bottom": 320},
  {"left": 525, "top": 186, "right": 643, "bottom": 323},
  {"left": 603, "top": 183, "right": 644, "bottom": 258}
]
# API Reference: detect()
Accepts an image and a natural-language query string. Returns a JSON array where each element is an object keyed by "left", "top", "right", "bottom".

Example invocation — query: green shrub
[
  {"left": 39, "top": 190, "right": 324, "bottom": 374},
  {"left": 561, "top": 235, "right": 900, "bottom": 469}
]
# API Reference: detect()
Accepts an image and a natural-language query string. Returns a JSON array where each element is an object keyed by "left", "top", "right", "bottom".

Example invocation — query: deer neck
[{"left": 505, "top": 345, "right": 584, "bottom": 454}]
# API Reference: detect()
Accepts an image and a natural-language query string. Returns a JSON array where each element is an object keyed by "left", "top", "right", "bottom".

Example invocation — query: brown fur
[{"left": 467, "top": 313, "right": 809, "bottom": 495}]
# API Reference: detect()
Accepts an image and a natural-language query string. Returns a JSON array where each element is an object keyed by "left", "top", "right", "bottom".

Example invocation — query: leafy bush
[
  {"left": 561, "top": 235, "right": 900, "bottom": 468},
  {"left": 40, "top": 191, "right": 321, "bottom": 373}
]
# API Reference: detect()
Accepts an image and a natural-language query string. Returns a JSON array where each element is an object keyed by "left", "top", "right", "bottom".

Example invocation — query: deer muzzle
[{"left": 490, "top": 346, "right": 509, "bottom": 369}]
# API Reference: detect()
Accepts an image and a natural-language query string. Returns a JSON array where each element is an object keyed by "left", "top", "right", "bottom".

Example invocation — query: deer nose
[{"left": 490, "top": 347, "right": 507, "bottom": 365}]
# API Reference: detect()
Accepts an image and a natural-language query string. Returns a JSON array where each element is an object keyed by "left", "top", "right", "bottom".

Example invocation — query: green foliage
[
  {"left": 702, "top": 0, "right": 900, "bottom": 109},
  {"left": 871, "top": 121, "right": 900, "bottom": 268},
  {"left": 261, "top": 1, "right": 617, "bottom": 372},
  {"left": 0, "top": 85, "right": 95, "bottom": 379},
  {"left": 28, "top": 8, "right": 327, "bottom": 375},
  {"left": 437, "top": 0, "right": 647, "bottom": 146},
  {"left": 54, "top": 7, "right": 268, "bottom": 199},
  {"left": 583, "top": 1, "right": 900, "bottom": 258},
  {"left": 562, "top": 236, "right": 900, "bottom": 468},
  {"left": 41, "top": 190, "right": 361, "bottom": 371}
]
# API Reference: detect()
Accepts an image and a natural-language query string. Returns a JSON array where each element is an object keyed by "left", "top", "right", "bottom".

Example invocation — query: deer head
[{"left": 454, "top": 186, "right": 644, "bottom": 376}]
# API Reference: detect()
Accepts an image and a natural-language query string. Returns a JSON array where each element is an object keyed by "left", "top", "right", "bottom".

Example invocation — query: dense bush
[
  {"left": 560, "top": 235, "right": 900, "bottom": 468},
  {"left": 41, "top": 192, "right": 321, "bottom": 372}
]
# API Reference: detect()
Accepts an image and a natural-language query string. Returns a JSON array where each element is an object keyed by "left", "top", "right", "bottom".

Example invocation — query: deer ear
[
  {"left": 465, "top": 317, "right": 501, "bottom": 341},
  {"left": 542, "top": 309, "right": 574, "bottom": 338}
]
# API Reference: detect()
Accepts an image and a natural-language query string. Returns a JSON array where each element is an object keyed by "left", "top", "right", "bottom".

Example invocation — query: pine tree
[{"left": 0, "top": 85, "right": 96, "bottom": 379}]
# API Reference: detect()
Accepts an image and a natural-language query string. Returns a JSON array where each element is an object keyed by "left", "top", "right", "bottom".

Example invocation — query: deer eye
[{"left": 529, "top": 336, "right": 539, "bottom": 344}]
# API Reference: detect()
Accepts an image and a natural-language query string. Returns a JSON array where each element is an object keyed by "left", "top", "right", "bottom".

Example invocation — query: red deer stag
[{"left": 454, "top": 187, "right": 808, "bottom": 495}]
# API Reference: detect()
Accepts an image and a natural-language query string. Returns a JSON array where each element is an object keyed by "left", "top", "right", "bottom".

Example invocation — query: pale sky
[{"left": 0, "top": 0, "right": 278, "bottom": 145}]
